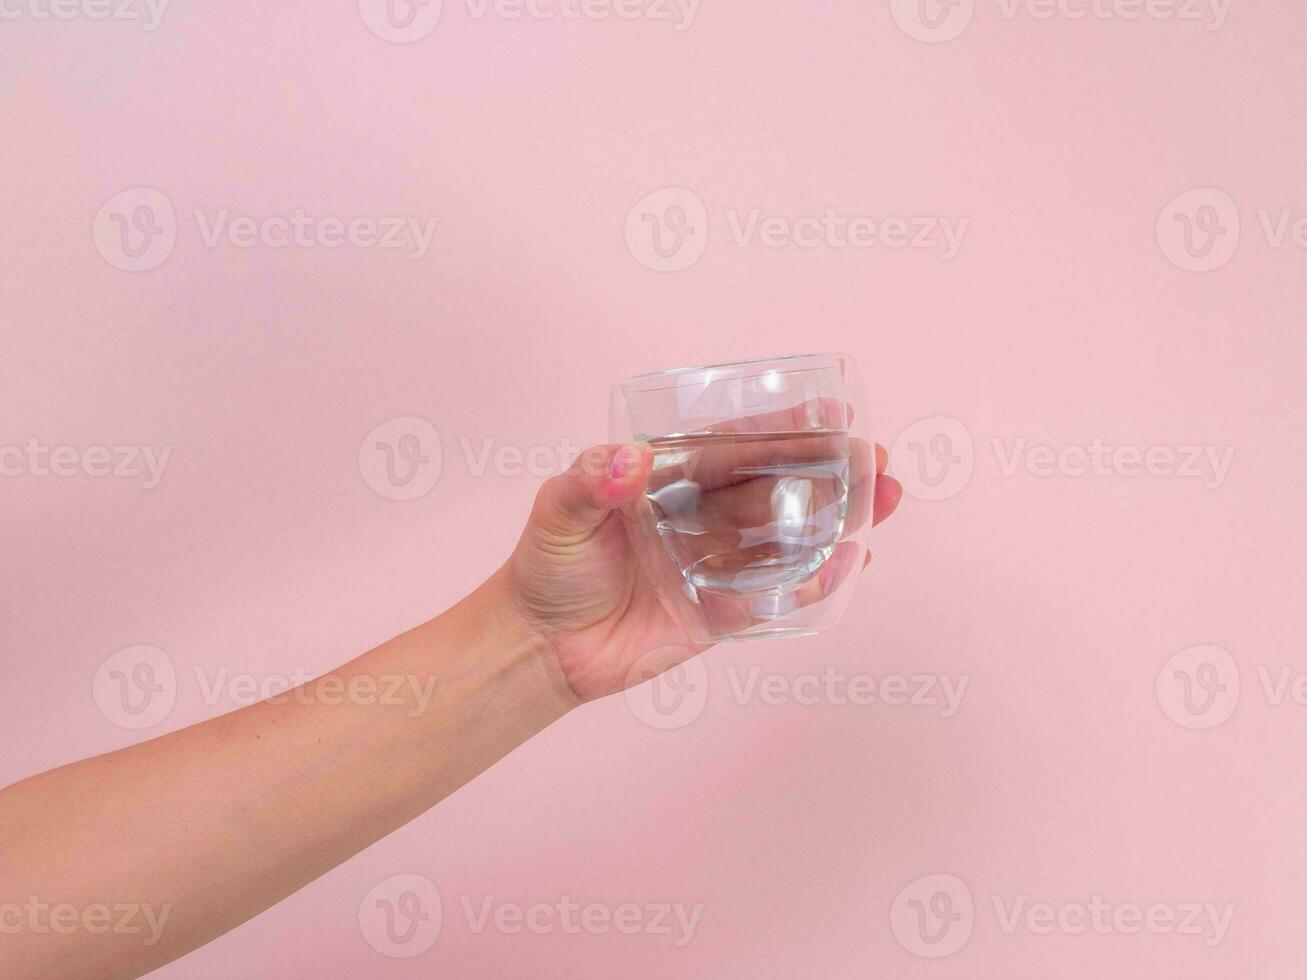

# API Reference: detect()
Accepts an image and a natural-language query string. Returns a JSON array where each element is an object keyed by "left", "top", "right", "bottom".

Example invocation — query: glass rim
[{"left": 616, "top": 352, "right": 851, "bottom": 394}]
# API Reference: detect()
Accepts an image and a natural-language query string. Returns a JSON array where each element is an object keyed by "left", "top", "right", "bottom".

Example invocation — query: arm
[
  {"left": 0, "top": 572, "right": 572, "bottom": 980},
  {"left": 0, "top": 436, "right": 900, "bottom": 980}
]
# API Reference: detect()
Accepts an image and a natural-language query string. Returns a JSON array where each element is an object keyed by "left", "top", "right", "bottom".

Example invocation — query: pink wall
[{"left": 3, "top": 0, "right": 1306, "bottom": 976}]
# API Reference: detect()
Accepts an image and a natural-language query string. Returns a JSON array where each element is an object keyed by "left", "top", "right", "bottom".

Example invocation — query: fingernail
[
  {"left": 820, "top": 545, "right": 858, "bottom": 595},
  {"left": 609, "top": 445, "right": 639, "bottom": 479}
]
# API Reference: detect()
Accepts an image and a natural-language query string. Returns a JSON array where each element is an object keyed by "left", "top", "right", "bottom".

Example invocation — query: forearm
[{"left": 0, "top": 571, "right": 576, "bottom": 980}]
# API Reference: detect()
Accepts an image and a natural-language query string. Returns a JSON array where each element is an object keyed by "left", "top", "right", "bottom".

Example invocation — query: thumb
[{"left": 529, "top": 443, "right": 653, "bottom": 540}]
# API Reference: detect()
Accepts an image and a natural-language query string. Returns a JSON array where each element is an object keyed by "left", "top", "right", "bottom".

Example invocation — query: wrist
[{"left": 464, "top": 567, "right": 580, "bottom": 718}]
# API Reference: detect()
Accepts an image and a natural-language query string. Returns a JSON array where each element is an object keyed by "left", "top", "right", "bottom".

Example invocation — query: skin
[{"left": 0, "top": 419, "right": 902, "bottom": 980}]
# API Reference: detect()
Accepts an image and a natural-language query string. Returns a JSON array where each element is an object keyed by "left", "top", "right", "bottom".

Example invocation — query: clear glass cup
[{"left": 610, "top": 353, "right": 873, "bottom": 644}]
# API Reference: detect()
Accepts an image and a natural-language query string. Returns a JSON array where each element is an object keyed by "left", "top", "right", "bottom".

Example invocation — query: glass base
[{"left": 716, "top": 626, "right": 822, "bottom": 643}]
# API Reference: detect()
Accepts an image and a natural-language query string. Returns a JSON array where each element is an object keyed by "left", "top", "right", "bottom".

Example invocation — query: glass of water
[{"left": 610, "top": 353, "right": 873, "bottom": 644}]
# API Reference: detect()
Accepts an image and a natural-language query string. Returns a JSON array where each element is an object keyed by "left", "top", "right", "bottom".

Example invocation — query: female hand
[{"left": 497, "top": 402, "right": 904, "bottom": 702}]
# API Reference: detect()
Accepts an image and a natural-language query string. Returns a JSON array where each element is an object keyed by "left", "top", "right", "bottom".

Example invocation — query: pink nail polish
[{"left": 609, "top": 447, "right": 634, "bottom": 479}]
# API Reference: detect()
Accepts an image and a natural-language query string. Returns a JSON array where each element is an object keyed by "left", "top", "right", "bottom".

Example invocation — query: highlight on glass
[{"left": 611, "top": 353, "right": 873, "bottom": 644}]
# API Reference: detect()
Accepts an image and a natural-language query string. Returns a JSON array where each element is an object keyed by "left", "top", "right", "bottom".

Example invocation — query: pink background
[{"left": 3, "top": 1, "right": 1306, "bottom": 976}]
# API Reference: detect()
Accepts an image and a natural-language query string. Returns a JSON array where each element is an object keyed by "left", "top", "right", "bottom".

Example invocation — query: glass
[{"left": 610, "top": 353, "right": 873, "bottom": 644}]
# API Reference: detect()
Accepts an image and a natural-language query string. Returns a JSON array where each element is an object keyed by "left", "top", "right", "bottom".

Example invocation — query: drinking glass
[{"left": 610, "top": 353, "right": 873, "bottom": 644}]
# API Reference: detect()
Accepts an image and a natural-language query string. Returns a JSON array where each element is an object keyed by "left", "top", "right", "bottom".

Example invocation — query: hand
[{"left": 495, "top": 404, "right": 904, "bottom": 703}]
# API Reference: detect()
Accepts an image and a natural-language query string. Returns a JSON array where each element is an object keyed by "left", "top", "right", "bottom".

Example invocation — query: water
[{"left": 645, "top": 430, "right": 851, "bottom": 600}]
